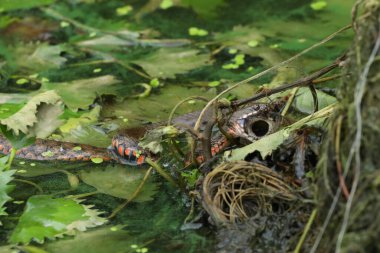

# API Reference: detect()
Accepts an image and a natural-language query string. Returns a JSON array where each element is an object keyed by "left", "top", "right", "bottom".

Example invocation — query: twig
[
  {"left": 145, "top": 157, "right": 177, "bottom": 187},
  {"left": 13, "top": 179, "right": 43, "bottom": 193},
  {"left": 193, "top": 24, "right": 351, "bottom": 133},
  {"left": 232, "top": 56, "right": 345, "bottom": 108},
  {"left": 281, "top": 87, "right": 299, "bottom": 116}
]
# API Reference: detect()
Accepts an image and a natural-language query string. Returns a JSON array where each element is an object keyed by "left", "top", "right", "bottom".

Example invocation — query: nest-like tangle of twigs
[{"left": 202, "top": 161, "right": 299, "bottom": 225}]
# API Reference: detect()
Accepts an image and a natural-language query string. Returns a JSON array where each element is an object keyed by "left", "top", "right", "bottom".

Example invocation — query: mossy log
[{"left": 315, "top": 1, "right": 380, "bottom": 252}]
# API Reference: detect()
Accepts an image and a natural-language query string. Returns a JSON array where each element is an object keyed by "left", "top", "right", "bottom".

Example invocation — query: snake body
[{"left": 0, "top": 102, "right": 283, "bottom": 165}]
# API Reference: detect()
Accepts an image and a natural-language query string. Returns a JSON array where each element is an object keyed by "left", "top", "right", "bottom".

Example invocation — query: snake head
[{"left": 227, "top": 103, "right": 283, "bottom": 144}]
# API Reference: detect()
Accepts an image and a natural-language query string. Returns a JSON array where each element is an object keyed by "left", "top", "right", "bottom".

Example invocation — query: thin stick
[
  {"left": 193, "top": 24, "right": 351, "bottom": 133},
  {"left": 232, "top": 56, "right": 345, "bottom": 108},
  {"left": 13, "top": 179, "right": 43, "bottom": 193},
  {"left": 293, "top": 209, "right": 318, "bottom": 253},
  {"left": 145, "top": 158, "right": 177, "bottom": 187}
]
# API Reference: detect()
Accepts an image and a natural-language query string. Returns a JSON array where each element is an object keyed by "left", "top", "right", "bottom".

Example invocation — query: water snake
[{"left": 0, "top": 102, "right": 283, "bottom": 166}]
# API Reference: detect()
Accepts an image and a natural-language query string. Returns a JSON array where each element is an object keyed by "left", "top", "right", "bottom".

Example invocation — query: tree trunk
[{"left": 315, "top": 1, "right": 380, "bottom": 252}]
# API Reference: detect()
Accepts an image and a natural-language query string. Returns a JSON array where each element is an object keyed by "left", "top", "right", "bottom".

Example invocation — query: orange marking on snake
[
  {"left": 118, "top": 146, "right": 124, "bottom": 156},
  {"left": 0, "top": 145, "right": 3, "bottom": 151},
  {"left": 137, "top": 155, "right": 145, "bottom": 165},
  {"left": 125, "top": 148, "right": 130, "bottom": 156}
]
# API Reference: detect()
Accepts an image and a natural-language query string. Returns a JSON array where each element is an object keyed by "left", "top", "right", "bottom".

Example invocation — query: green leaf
[
  {"left": 54, "top": 125, "right": 111, "bottom": 148},
  {"left": 225, "top": 104, "right": 335, "bottom": 160},
  {"left": 139, "top": 126, "right": 179, "bottom": 154},
  {"left": 214, "top": 25, "right": 265, "bottom": 48},
  {"left": 43, "top": 226, "right": 132, "bottom": 253},
  {"left": 0, "top": 90, "right": 63, "bottom": 137},
  {"left": 180, "top": 0, "right": 225, "bottom": 18},
  {"left": 0, "top": 0, "right": 55, "bottom": 12},
  {"left": 0, "top": 165, "right": 15, "bottom": 217},
  {"left": 294, "top": 87, "right": 336, "bottom": 114},
  {"left": 132, "top": 48, "right": 211, "bottom": 79},
  {"left": 9, "top": 196, "right": 89, "bottom": 244},
  {"left": 79, "top": 165, "right": 158, "bottom": 202},
  {"left": 24, "top": 44, "right": 67, "bottom": 71},
  {"left": 310, "top": 1, "right": 327, "bottom": 11},
  {"left": 41, "top": 75, "right": 121, "bottom": 111},
  {"left": 64, "top": 201, "right": 107, "bottom": 235},
  {"left": 59, "top": 106, "right": 101, "bottom": 134}
]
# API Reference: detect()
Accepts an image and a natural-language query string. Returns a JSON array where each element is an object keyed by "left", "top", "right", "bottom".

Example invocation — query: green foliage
[
  {"left": 79, "top": 165, "right": 158, "bottom": 202},
  {"left": 41, "top": 76, "right": 121, "bottom": 111},
  {"left": 0, "top": 90, "right": 63, "bottom": 138},
  {"left": 21, "top": 44, "right": 67, "bottom": 72},
  {"left": 0, "top": 0, "right": 55, "bottom": 11},
  {"left": 0, "top": 157, "right": 15, "bottom": 218},
  {"left": 139, "top": 126, "right": 179, "bottom": 154},
  {"left": 132, "top": 48, "right": 211, "bottom": 79},
  {"left": 225, "top": 105, "right": 335, "bottom": 160},
  {"left": 9, "top": 195, "right": 106, "bottom": 244},
  {"left": 181, "top": 169, "right": 200, "bottom": 188},
  {"left": 294, "top": 87, "right": 337, "bottom": 114},
  {"left": 10, "top": 195, "right": 85, "bottom": 243},
  {"left": 43, "top": 226, "right": 132, "bottom": 253}
]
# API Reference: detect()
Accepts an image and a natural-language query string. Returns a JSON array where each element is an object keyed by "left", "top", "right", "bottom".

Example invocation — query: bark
[{"left": 315, "top": 1, "right": 380, "bottom": 252}]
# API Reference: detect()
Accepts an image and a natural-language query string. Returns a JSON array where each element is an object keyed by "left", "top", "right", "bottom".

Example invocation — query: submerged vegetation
[{"left": 2, "top": 0, "right": 377, "bottom": 252}]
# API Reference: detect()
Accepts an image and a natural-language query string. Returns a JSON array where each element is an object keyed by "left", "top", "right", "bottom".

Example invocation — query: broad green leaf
[
  {"left": 139, "top": 126, "right": 179, "bottom": 154},
  {"left": 9, "top": 195, "right": 105, "bottom": 244},
  {"left": 214, "top": 25, "right": 265, "bottom": 48},
  {"left": 294, "top": 87, "right": 336, "bottom": 114},
  {"left": 225, "top": 104, "right": 335, "bottom": 160},
  {"left": 59, "top": 106, "right": 101, "bottom": 133},
  {"left": 180, "top": 0, "right": 225, "bottom": 18},
  {"left": 0, "top": 160, "right": 15, "bottom": 217},
  {"left": 0, "top": 0, "right": 54, "bottom": 11},
  {"left": 54, "top": 125, "right": 111, "bottom": 148},
  {"left": 132, "top": 48, "right": 211, "bottom": 79},
  {"left": 79, "top": 165, "right": 158, "bottom": 202},
  {"left": 41, "top": 75, "right": 121, "bottom": 111},
  {"left": 20, "top": 44, "right": 67, "bottom": 72},
  {"left": 0, "top": 90, "right": 63, "bottom": 137},
  {"left": 43, "top": 226, "right": 132, "bottom": 253},
  {"left": 102, "top": 85, "right": 215, "bottom": 128},
  {"left": 64, "top": 201, "right": 107, "bottom": 235}
]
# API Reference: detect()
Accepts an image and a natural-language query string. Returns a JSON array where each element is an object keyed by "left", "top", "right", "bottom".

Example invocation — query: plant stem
[
  {"left": 5, "top": 147, "right": 16, "bottom": 171},
  {"left": 145, "top": 158, "right": 177, "bottom": 187},
  {"left": 294, "top": 209, "right": 318, "bottom": 253}
]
